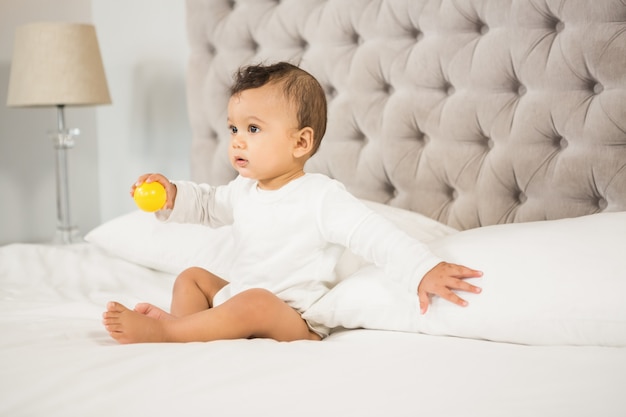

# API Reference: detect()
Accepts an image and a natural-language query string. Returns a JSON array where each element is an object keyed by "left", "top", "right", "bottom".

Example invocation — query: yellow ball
[{"left": 133, "top": 182, "right": 167, "bottom": 212}]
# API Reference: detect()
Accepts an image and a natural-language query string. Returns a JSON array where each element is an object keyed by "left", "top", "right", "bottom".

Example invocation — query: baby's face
[{"left": 227, "top": 83, "right": 305, "bottom": 190}]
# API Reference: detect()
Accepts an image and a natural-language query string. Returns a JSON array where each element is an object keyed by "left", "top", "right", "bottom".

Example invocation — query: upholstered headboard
[{"left": 185, "top": 0, "right": 626, "bottom": 230}]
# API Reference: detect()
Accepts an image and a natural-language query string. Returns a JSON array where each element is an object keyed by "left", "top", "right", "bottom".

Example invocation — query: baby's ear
[{"left": 293, "top": 127, "right": 315, "bottom": 158}]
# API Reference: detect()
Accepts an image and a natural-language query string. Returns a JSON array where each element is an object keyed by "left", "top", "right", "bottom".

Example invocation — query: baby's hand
[
  {"left": 130, "top": 173, "right": 177, "bottom": 210},
  {"left": 417, "top": 262, "right": 482, "bottom": 314}
]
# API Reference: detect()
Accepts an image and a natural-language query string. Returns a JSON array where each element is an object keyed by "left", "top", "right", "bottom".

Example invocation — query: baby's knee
[
  {"left": 179, "top": 266, "right": 208, "bottom": 276},
  {"left": 238, "top": 288, "right": 275, "bottom": 304},
  {"left": 235, "top": 289, "right": 280, "bottom": 315},
  {"left": 174, "top": 267, "right": 208, "bottom": 286}
]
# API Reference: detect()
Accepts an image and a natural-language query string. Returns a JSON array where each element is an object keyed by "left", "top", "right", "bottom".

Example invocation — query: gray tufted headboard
[{"left": 185, "top": 0, "right": 626, "bottom": 230}]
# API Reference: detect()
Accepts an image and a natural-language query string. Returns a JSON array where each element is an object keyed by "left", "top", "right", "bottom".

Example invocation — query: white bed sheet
[{"left": 1, "top": 243, "right": 625, "bottom": 417}]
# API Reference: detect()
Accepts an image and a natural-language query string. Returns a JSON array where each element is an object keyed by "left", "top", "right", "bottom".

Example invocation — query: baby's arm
[
  {"left": 321, "top": 186, "right": 482, "bottom": 311},
  {"left": 130, "top": 173, "right": 177, "bottom": 209},
  {"left": 318, "top": 181, "right": 483, "bottom": 311},
  {"left": 417, "top": 262, "right": 482, "bottom": 314}
]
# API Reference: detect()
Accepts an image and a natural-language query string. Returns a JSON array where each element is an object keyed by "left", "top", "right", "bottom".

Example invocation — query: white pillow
[
  {"left": 85, "top": 201, "right": 457, "bottom": 279},
  {"left": 303, "top": 212, "right": 626, "bottom": 347},
  {"left": 85, "top": 210, "right": 235, "bottom": 277}
]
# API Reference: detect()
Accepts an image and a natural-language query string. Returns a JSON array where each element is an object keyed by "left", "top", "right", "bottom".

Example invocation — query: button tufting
[
  {"left": 479, "top": 24, "right": 489, "bottom": 35},
  {"left": 206, "top": 43, "right": 216, "bottom": 55},
  {"left": 593, "top": 82, "right": 604, "bottom": 94},
  {"left": 558, "top": 136, "right": 568, "bottom": 149},
  {"left": 325, "top": 85, "right": 336, "bottom": 98},
  {"left": 486, "top": 137, "right": 494, "bottom": 149},
  {"left": 517, "top": 84, "right": 527, "bottom": 96},
  {"left": 383, "top": 83, "right": 394, "bottom": 94},
  {"left": 412, "top": 28, "right": 424, "bottom": 42},
  {"left": 444, "top": 82, "right": 455, "bottom": 96},
  {"left": 517, "top": 191, "right": 527, "bottom": 204},
  {"left": 555, "top": 21, "right": 565, "bottom": 33},
  {"left": 451, "top": 189, "right": 458, "bottom": 200},
  {"left": 597, "top": 197, "right": 608, "bottom": 210},
  {"left": 413, "top": 130, "right": 427, "bottom": 144}
]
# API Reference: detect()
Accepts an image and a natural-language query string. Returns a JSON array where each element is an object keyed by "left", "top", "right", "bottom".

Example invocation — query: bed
[{"left": 2, "top": 0, "right": 626, "bottom": 416}]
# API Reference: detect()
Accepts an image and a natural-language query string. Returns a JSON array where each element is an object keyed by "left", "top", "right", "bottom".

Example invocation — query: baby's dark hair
[{"left": 230, "top": 62, "right": 327, "bottom": 156}]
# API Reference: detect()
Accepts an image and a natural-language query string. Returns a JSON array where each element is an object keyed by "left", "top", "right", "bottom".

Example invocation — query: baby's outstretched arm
[{"left": 417, "top": 262, "right": 482, "bottom": 314}]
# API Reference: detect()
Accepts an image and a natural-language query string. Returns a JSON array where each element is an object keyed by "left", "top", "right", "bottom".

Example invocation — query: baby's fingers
[
  {"left": 129, "top": 174, "right": 152, "bottom": 196},
  {"left": 440, "top": 287, "right": 470, "bottom": 308},
  {"left": 418, "top": 283, "right": 468, "bottom": 314},
  {"left": 440, "top": 274, "right": 482, "bottom": 308},
  {"left": 448, "top": 263, "right": 483, "bottom": 279},
  {"left": 451, "top": 277, "right": 482, "bottom": 295},
  {"left": 418, "top": 289, "right": 431, "bottom": 315},
  {"left": 443, "top": 264, "right": 483, "bottom": 296}
]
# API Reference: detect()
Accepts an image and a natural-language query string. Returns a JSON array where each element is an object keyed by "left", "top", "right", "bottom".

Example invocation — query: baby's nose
[{"left": 231, "top": 136, "right": 245, "bottom": 149}]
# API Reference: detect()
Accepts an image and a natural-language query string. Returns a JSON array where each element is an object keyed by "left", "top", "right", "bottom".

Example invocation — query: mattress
[{"left": 1, "top": 208, "right": 625, "bottom": 417}]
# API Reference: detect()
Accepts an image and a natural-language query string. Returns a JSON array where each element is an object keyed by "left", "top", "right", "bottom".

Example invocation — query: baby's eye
[
  {"left": 229, "top": 125, "right": 238, "bottom": 134},
  {"left": 248, "top": 125, "right": 260, "bottom": 134}
]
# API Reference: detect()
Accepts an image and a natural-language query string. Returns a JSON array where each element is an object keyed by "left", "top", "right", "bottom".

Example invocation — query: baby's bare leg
[
  {"left": 134, "top": 303, "right": 173, "bottom": 320},
  {"left": 103, "top": 288, "right": 320, "bottom": 344},
  {"left": 170, "top": 267, "right": 229, "bottom": 317},
  {"left": 126, "top": 268, "right": 227, "bottom": 321},
  {"left": 177, "top": 288, "right": 321, "bottom": 342}
]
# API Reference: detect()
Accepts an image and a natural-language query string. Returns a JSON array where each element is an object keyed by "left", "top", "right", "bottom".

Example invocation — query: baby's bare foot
[
  {"left": 134, "top": 303, "right": 175, "bottom": 320},
  {"left": 103, "top": 301, "right": 169, "bottom": 344}
]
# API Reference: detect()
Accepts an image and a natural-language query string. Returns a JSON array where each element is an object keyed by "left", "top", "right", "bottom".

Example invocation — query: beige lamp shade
[{"left": 7, "top": 22, "right": 111, "bottom": 107}]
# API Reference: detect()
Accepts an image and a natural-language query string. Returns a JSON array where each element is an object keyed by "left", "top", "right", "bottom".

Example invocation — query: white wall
[
  {"left": 0, "top": 0, "right": 190, "bottom": 244},
  {"left": 92, "top": 0, "right": 191, "bottom": 223}
]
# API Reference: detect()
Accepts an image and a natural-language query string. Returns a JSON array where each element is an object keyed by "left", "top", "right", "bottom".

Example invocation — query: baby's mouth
[{"left": 235, "top": 157, "right": 248, "bottom": 167}]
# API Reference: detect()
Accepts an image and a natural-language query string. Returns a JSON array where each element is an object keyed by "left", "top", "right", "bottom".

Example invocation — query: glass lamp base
[{"left": 54, "top": 226, "right": 82, "bottom": 245}]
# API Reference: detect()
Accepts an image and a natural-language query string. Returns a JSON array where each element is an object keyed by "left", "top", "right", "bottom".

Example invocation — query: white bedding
[{"left": 1, "top": 239, "right": 626, "bottom": 417}]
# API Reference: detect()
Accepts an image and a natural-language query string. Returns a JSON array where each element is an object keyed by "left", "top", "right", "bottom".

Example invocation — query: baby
[{"left": 103, "top": 62, "right": 482, "bottom": 343}]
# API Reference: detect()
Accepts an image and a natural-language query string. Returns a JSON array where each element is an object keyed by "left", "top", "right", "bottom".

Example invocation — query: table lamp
[{"left": 6, "top": 22, "right": 111, "bottom": 244}]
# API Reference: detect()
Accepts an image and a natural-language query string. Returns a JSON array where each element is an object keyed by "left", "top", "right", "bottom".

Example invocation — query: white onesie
[{"left": 159, "top": 173, "right": 442, "bottom": 336}]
